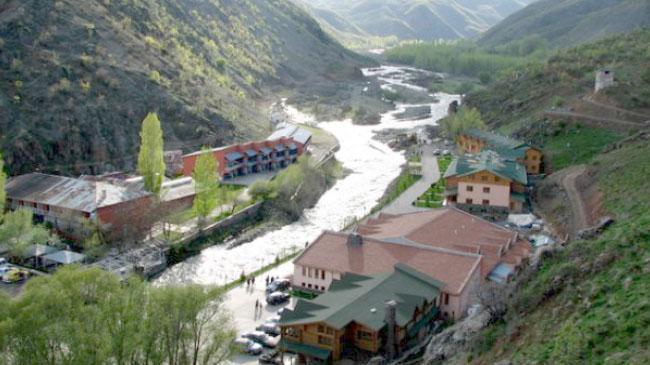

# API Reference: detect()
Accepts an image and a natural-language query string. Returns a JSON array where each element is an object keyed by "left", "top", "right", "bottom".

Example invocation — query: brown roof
[
  {"left": 358, "top": 208, "right": 531, "bottom": 275},
  {"left": 294, "top": 231, "right": 482, "bottom": 295}
]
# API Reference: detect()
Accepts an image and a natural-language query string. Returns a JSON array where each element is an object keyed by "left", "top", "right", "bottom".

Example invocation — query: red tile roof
[
  {"left": 358, "top": 208, "right": 531, "bottom": 276},
  {"left": 294, "top": 231, "right": 482, "bottom": 295}
]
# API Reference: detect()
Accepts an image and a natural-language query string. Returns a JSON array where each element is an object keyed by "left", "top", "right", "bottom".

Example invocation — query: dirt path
[{"left": 562, "top": 165, "right": 590, "bottom": 238}]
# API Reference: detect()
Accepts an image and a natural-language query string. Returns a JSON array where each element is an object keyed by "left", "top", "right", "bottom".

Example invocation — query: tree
[
  {"left": 0, "top": 209, "right": 53, "bottom": 258},
  {"left": 0, "top": 267, "right": 235, "bottom": 365},
  {"left": 0, "top": 151, "right": 5, "bottom": 213},
  {"left": 192, "top": 150, "right": 219, "bottom": 225},
  {"left": 137, "top": 112, "right": 165, "bottom": 195},
  {"left": 477, "top": 281, "right": 512, "bottom": 323},
  {"left": 440, "top": 106, "right": 486, "bottom": 139}
]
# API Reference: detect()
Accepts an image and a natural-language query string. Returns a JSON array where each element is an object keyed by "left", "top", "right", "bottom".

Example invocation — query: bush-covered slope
[
  {"left": 0, "top": 0, "right": 368, "bottom": 175},
  {"left": 480, "top": 0, "right": 650, "bottom": 49},
  {"left": 466, "top": 29, "right": 650, "bottom": 135}
]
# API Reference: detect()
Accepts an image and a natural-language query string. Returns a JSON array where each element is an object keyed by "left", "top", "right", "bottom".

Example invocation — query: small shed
[
  {"left": 23, "top": 244, "right": 60, "bottom": 267},
  {"left": 42, "top": 250, "right": 86, "bottom": 267}
]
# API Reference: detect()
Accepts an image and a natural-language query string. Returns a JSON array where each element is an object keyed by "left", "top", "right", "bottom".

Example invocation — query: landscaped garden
[{"left": 413, "top": 155, "right": 453, "bottom": 208}]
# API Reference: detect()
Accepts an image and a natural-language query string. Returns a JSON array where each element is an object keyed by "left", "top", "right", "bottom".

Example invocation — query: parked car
[
  {"left": 266, "top": 291, "right": 290, "bottom": 306},
  {"left": 442, "top": 149, "right": 451, "bottom": 156},
  {"left": 276, "top": 308, "right": 286, "bottom": 316},
  {"left": 259, "top": 350, "right": 281, "bottom": 364},
  {"left": 0, "top": 258, "right": 7, "bottom": 266},
  {"left": 2, "top": 268, "right": 30, "bottom": 283},
  {"left": 432, "top": 149, "right": 441, "bottom": 156},
  {"left": 256, "top": 322, "right": 280, "bottom": 336},
  {"left": 234, "top": 337, "right": 263, "bottom": 355},
  {"left": 265, "top": 278, "right": 291, "bottom": 294},
  {"left": 242, "top": 330, "right": 279, "bottom": 348}
]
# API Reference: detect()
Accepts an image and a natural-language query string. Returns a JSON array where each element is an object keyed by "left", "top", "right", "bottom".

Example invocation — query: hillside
[
  {"left": 0, "top": 0, "right": 369, "bottom": 175},
  {"left": 467, "top": 29, "right": 650, "bottom": 139},
  {"left": 294, "top": 0, "right": 537, "bottom": 48},
  {"left": 429, "top": 29, "right": 650, "bottom": 365},
  {"left": 480, "top": 0, "right": 650, "bottom": 49}
]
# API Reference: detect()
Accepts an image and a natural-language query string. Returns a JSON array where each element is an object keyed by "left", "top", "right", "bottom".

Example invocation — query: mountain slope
[
  {"left": 294, "top": 0, "right": 537, "bottom": 47},
  {"left": 0, "top": 0, "right": 368, "bottom": 175},
  {"left": 479, "top": 0, "right": 650, "bottom": 49}
]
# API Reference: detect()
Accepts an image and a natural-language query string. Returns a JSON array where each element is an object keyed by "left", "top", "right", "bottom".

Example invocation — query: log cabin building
[{"left": 279, "top": 264, "right": 443, "bottom": 364}]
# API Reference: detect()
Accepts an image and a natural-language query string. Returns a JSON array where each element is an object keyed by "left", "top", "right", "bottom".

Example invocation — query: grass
[
  {"left": 371, "top": 169, "right": 421, "bottom": 214},
  {"left": 540, "top": 125, "right": 623, "bottom": 170},
  {"left": 471, "top": 141, "right": 650, "bottom": 364},
  {"left": 413, "top": 156, "right": 452, "bottom": 208}
]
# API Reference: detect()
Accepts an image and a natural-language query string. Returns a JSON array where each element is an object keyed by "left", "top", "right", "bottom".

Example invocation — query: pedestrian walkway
[{"left": 382, "top": 145, "right": 440, "bottom": 215}]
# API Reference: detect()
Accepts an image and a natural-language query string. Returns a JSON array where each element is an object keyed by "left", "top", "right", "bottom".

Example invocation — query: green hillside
[
  {"left": 480, "top": 0, "right": 650, "bottom": 49},
  {"left": 0, "top": 0, "right": 369, "bottom": 175},
  {"left": 466, "top": 29, "right": 650, "bottom": 136},
  {"left": 294, "top": 0, "right": 536, "bottom": 49}
]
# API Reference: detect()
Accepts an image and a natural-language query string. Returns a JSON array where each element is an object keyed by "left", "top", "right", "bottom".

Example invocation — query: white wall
[{"left": 292, "top": 264, "right": 341, "bottom": 292}]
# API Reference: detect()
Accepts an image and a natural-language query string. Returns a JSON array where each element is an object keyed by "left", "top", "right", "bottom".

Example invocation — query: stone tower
[{"left": 595, "top": 69, "right": 615, "bottom": 93}]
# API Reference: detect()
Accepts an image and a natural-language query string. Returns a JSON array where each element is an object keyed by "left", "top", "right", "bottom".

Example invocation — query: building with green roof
[
  {"left": 278, "top": 263, "right": 443, "bottom": 363},
  {"left": 444, "top": 150, "right": 529, "bottom": 213},
  {"left": 457, "top": 129, "right": 544, "bottom": 175}
]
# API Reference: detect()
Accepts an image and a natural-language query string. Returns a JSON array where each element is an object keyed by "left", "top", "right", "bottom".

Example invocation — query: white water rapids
[{"left": 156, "top": 66, "right": 459, "bottom": 286}]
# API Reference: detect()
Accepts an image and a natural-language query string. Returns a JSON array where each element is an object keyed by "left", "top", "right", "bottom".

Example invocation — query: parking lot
[{"left": 225, "top": 262, "right": 297, "bottom": 365}]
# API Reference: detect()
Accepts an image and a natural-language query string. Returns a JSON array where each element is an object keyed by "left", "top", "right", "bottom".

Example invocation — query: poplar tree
[
  {"left": 0, "top": 151, "right": 5, "bottom": 213},
  {"left": 137, "top": 112, "right": 165, "bottom": 195},
  {"left": 192, "top": 149, "right": 219, "bottom": 224}
]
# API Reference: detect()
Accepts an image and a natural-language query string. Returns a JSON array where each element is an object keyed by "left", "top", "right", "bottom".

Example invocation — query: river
[{"left": 156, "top": 66, "right": 459, "bottom": 286}]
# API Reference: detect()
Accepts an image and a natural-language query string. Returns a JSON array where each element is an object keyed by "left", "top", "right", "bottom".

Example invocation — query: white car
[
  {"left": 234, "top": 337, "right": 263, "bottom": 355},
  {"left": 242, "top": 330, "right": 279, "bottom": 348}
]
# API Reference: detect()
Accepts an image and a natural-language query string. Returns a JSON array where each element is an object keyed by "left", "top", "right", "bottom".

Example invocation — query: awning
[
  {"left": 225, "top": 152, "right": 243, "bottom": 161},
  {"left": 510, "top": 192, "right": 527, "bottom": 202},
  {"left": 487, "top": 263, "right": 515, "bottom": 283},
  {"left": 407, "top": 307, "right": 438, "bottom": 338},
  {"left": 245, "top": 149, "right": 257, "bottom": 157},
  {"left": 42, "top": 250, "right": 85, "bottom": 265},
  {"left": 23, "top": 244, "right": 59, "bottom": 258},
  {"left": 279, "top": 339, "right": 331, "bottom": 360}
]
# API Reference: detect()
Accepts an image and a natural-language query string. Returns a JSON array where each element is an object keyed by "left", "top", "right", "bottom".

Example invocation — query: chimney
[
  {"left": 384, "top": 300, "right": 397, "bottom": 360},
  {"left": 347, "top": 232, "right": 363, "bottom": 246}
]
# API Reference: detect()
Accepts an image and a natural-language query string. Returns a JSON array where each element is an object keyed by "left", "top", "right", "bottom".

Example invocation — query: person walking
[{"left": 265, "top": 276, "right": 269, "bottom": 286}]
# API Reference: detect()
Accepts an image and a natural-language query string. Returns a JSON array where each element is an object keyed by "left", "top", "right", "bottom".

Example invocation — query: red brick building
[{"left": 181, "top": 126, "right": 312, "bottom": 179}]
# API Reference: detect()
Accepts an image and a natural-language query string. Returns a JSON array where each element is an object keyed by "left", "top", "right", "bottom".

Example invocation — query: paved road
[
  {"left": 226, "top": 262, "right": 296, "bottom": 365},
  {"left": 382, "top": 145, "right": 440, "bottom": 215}
]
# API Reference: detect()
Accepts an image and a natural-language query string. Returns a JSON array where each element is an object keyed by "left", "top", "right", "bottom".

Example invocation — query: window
[
  {"left": 481, "top": 175, "right": 488, "bottom": 182},
  {"left": 321, "top": 286, "right": 326, "bottom": 291},
  {"left": 466, "top": 198, "right": 473, "bottom": 204},
  {"left": 318, "top": 325, "right": 325, "bottom": 333},
  {"left": 466, "top": 185, "right": 474, "bottom": 192},
  {"left": 318, "top": 336, "right": 333, "bottom": 346},
  {"left": 321, "top": 270, "right": 325, "bottom": 280},
  {"left": 302, "top": 267, "right": 306, "bottom": 276},
  {"left": 302, "top": 282, "right": 306, "bottom": 287},
  {"left": 482, "top": 199, "right": 490, "bottom": 205},
  {"left": 483, "top": 187, "right": 490, "bottom": 193},
  {"left": 444, "top": 293, "right": 449, "bottom": 305},
  {"left": 307, "top": 284, "right": 312, "bottom": 289},
  {"left": 357, "top": 330, "right": 373, "bottom": 341},
  {"left": 326, "top": 327, "right": 334, "bottom": 335}
]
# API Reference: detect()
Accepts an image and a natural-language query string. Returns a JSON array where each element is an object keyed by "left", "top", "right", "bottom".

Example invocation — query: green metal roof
[
  {"left": 510, "top": 192, "right": 527, "bottom": 202},
  {"left": 464, "top": 129, "right": 523, "bottom": 149},
  {"left": 443, "top": 150, "right": 528, "bottom": 185},
  {"left": 279, "top": 339, "right": 331, "bottom": 360},
  {"left": 279, "top": 264, "right": 443, "bottom": 332}
]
